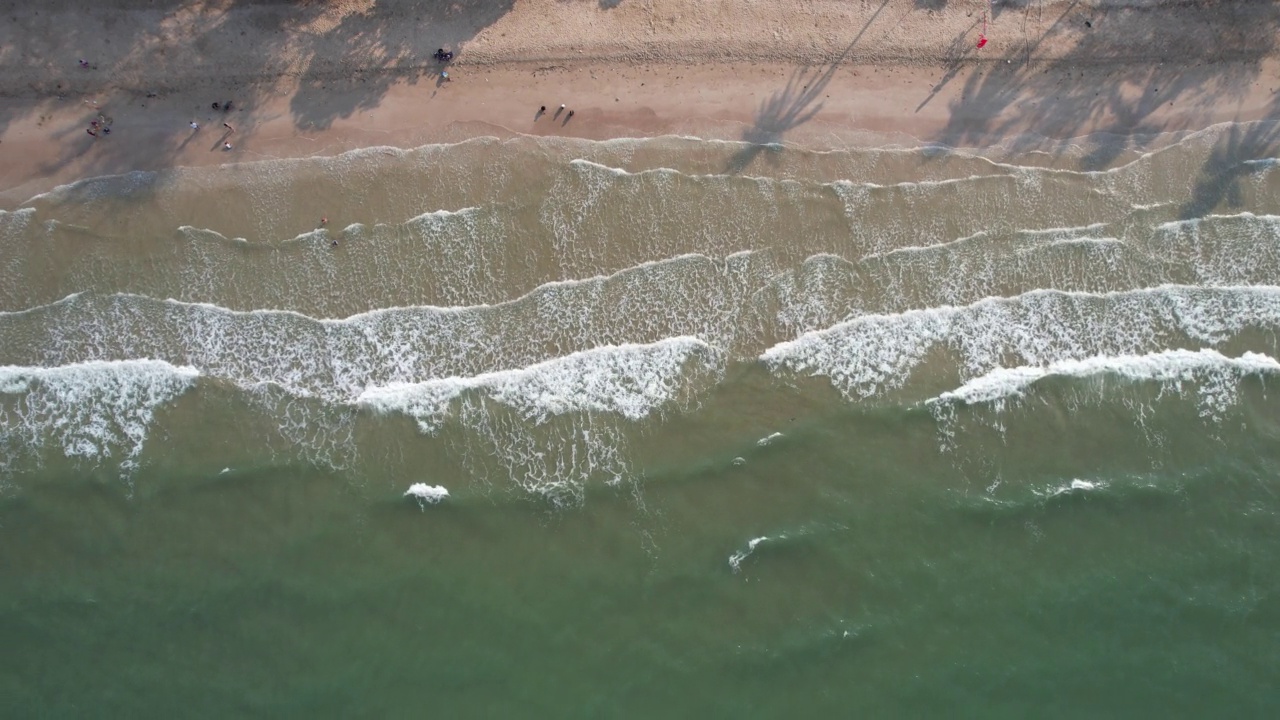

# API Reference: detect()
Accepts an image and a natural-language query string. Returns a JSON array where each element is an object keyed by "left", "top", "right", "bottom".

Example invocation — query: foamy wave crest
[
  {"left": 760, "top": 285, "right": 1280, "bottom": 400},
  {"left": 1041, "top": 478, "right": 1105, "bottom": 498},
  {"left": 361, "top": 338, "right": 722, "bottom": 505},
  {"left": 930, "top": 349, "right": 1280, "bottom": 424},
  {"left": 359, "top": 337, "right": 720, "bottom": 433},
  {"left": 728, "top": 536, "right": 771, "bottom": 573},
  {"left": 1150, "top": 212, "right": 1280, "bottom": 287},
  {"left": 930, "top": 349, "right": 1280, "bottom": 408},
  {"left": 0, "top": 250, "right": 769, "bottom": 401},
  {"left": 405, "top": 483, "right": 450, "bottom": 507},
  {"left": 0, "top": 360, "right": 198, "bottom": 478}
]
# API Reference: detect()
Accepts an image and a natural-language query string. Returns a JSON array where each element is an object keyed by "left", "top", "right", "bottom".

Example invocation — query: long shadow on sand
[
  {"left": 929, "top": 0, "right": 1280, "bottom": 172},
  {"left": 5, "top": 0, "right": 517, "bottom": 203},
  {"left": 725, "top": 0, "right": 890, "bottom": 174},
  {"left": 287, "top": 0, "right": 516, "bottom": 131}
]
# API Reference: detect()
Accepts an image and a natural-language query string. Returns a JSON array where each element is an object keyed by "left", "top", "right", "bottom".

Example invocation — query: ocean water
[{"left": 3, "top": 125, "right": 1280, "bottom": 716}]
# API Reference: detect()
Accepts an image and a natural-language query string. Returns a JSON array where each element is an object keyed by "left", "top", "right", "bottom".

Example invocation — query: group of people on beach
[
  {"left": 190, "top": 100, "right": 237, "bottom": 150},
  {"left": 434, "top": 49, "right": 455, "bottom": 82},
  {"left": 538, "top": 104, "right": 575, "bottom": 122},
  {"left": 85, "top": 113, "right": 110, "bottom": 138},
  {"left": 79, "top": 43, "right": 580, "bottom": 153},
  {"left": 432, "top": 48, "right": 579, "bottom": 123}
]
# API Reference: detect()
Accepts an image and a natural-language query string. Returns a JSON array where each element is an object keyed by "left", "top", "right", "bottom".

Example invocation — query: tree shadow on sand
[
  {"left": 724, "top": 66, "right": 834, "bottom": 174},
  {"left": 288, "top": 0, "right": 516, "bottom": 131},
  {"left": 6, "top": 0, "right": 326, "bottom": 198},
  {"left": 1, "top": 0, "right": 518, "bottom": 203},
  {"left": 725, "top": 0, "right": 890, "bottom": 174},
  {"left": 931, "top": 0, "right": 1280, "bottom": 173},
  {"left": 1178, "top": 98, "right": 1280, "bottom": 220}
]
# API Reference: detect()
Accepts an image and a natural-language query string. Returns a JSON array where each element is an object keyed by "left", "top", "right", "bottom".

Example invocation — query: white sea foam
[
  {"left": 0, "top": 207, "right": 36, "bottom": 228},
  {"left": 0, "top": 359, "right": 199, "bottom": 477},
  {"left": 405, "top": 483, "right": 450, "bottom": 507},
  {"left": 26, "top": 169, "right": 161, "bottom": 205},
  {"left": 1148, "top": 213, "right": 1280, "bottom": 286},
  {"left": 930, "top": 349, "right": 1280, "bottom": 407},
  {"left": 756, "top": 432, "right": 784, "bottom": 447},
  {"left": 1039, "top": 478, "right": 1106, "bottom": 499},
  {"left": 570, "top": 157, "right": 1004, "bottom": 191},
  {"left": 359, "top": 338, "right": 721, "bottom": 505},
  {"left": 0, "top": 248, "right": 763, "bottom": 406},
  {"left": 728, "top": 536, "right": 771, "bottom": 573},
  {"left": 359, "top": 337, "right": 720, "bottom": 433},
  {"left": 761, "top": 285, "right": 1280, "bottom": 400},
  {"left": 1155, "top": 211, "right": 1280, "bottom": 233}
]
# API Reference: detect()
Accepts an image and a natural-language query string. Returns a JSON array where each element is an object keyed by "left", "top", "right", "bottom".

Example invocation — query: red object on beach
[{"left": 977, "top": 0, "right": 990, "bottom": 49}]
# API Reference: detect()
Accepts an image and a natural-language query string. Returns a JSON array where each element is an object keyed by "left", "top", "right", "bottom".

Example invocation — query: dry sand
[{"left": 2, "top": 0, "right": 1280, "bottom": 206}]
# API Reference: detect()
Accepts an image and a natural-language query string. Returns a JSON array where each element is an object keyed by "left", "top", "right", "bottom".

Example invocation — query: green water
[
  {"left": 6, "top": 401, "right": 1280, "bottom": 716},
  {"left": 3, "top": 128, "right": 1280, "bottom": 716}
]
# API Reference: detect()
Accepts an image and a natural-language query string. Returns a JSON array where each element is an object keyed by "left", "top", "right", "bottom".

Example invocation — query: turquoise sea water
[{"left": 2, "top": 127, "right": 1280, "bottom": 716}]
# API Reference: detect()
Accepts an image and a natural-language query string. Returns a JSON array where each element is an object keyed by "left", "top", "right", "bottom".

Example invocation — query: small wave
[
  {"left": 728, "top": 536, "right": 771, "bottom": 573},
  {"left": 570, "top": 156, "right": 1009, "bottom": 191},
  {"left": 359, "top": 337, "right": 721, "bottom": 505},
  {"left": 24, "top": 169, "right": 161, "bottom": 206},
  {"left": 0, "top": 359, "right": 198, "bottom": 479},
  {"left": 929, "top": 349, "right": 1280, "bottom": 407},
  {"left": 358, "top": 336, "right": 720, "bottom": 433},
  {"left": 756, "top": 432, "right": 785, "bottom": 447},
  {"left": 760, "top": 284, "right": 1280, "bottom": 400},
  {"left": 404, "top": 483, "right": 450, "bottom": 507},
  {"left": 0, "top": 248, "right": 747, "bottom": 321},
  {"left": 1156, "top": 211, "right": 1280, "bottom": 234},
  {"left": 1043, "top": 478, "right": 1104, "bottom": 498},
  {"left": 929, "top": 348, "right": 1280, "bottom": 424}
]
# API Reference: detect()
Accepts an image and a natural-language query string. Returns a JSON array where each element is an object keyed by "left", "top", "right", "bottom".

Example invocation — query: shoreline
[{"left": 3, "top": 1, "right": 1280, "bottom": 207}]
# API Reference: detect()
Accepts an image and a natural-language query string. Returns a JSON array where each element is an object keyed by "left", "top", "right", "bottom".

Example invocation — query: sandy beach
[{"left": 2, "top": 0, "right": 1280, "bottom": 206}]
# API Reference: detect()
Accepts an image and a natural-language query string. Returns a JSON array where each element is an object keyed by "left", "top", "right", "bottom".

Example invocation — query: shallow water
[{"left": 3, "top": 124, "right": 1280, "bottom": 716}]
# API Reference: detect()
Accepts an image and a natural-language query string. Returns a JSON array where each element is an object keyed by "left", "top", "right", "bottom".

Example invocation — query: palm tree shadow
[
  {"left": 725, "top": 67, "right": 831, "bottom": 174},
  {"left": 1179, "top": 108, "right": 1280, "bottom": 220},
  {"left": 288, "top": 0, "right": 516, "bottom": 131},
  {"left": 725, "top": 0, "right": 890, "bottom": 174}
]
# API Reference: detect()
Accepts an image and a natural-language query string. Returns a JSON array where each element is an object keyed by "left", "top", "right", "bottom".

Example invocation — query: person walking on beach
[
  {"left": 190, "top": 121, "right": 200, "bottom": 130},
  {"left": 567, "top": 110, "right": 575, "bottom": 120},
  {"left": 223, "top": 142, "right": 233, "bottom": 151},
  {"left": 223, "top": 122, "right": 234, "bottom": 133}
]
